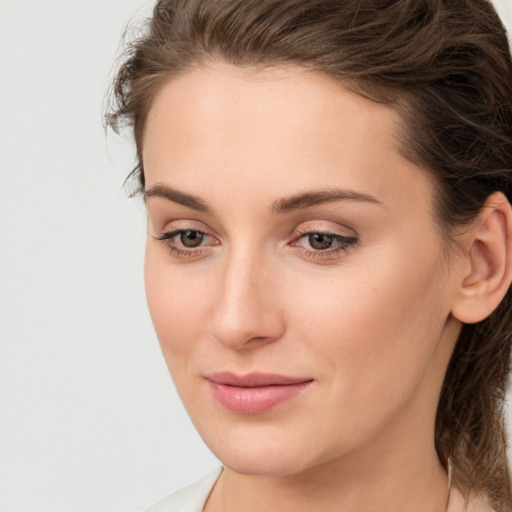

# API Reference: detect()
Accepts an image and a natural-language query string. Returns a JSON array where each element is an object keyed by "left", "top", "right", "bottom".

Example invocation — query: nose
[{"left": 209, "top": 249, "right": 286, "bottom": 350}]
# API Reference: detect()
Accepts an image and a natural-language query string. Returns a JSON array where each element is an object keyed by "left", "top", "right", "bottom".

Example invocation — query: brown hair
[{"left": 105, "top": 0, "right": 512, "bottom": 509}]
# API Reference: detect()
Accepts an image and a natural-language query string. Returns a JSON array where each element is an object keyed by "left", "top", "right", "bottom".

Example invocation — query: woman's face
[{"left": 143, "top": 64, "right": 463, "bottom": 476}]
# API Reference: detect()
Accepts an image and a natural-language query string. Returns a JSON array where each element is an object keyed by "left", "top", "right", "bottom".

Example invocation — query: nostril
[{"left": 243, "top": 335, "right": 276, "bottom": 348}]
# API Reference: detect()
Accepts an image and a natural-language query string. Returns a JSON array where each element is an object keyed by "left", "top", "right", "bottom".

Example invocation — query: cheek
[
  {"left": 144, "top": 243, "right": 212, "bottom": 369},
  {"left": 287, "top": 243, "right": 450, "bottom": 402}
]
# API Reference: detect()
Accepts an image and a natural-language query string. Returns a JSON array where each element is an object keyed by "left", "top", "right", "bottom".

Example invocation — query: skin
[{"left": 142, "top": 63, "right": 475, "bottom": 512}]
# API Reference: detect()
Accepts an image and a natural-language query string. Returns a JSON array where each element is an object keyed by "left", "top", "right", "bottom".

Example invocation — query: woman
[{"left": 105, "top": 0, "right": 512, "bottom": 510}]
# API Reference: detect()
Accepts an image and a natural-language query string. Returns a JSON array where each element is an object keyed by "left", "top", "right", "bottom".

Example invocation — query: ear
[{"left": 451, "top": 191, "right": 512, "bottom": 324}]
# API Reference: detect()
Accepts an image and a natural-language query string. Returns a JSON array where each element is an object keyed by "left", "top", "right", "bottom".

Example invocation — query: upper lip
[{"left": 205, "top": 372, "right": 313, "bottom": 387}]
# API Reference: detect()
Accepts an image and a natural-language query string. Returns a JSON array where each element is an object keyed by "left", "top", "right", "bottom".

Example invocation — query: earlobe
[{"left": 451, "top": 192, "right": 512, "bottom": 324}]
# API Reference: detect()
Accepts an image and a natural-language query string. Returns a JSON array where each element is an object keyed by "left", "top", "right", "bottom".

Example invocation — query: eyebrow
[
  {"left": 145, "top": 184, "right": 212, "bottom": 214},
  {"left": 144, "top": 183, "right": 382, "bottom": 215},
  {"left": 272, "top": 189, "right": 383, "bottom": 214}
]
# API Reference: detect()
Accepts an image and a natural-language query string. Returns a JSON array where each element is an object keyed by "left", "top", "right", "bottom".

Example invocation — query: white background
[{"left": 1, "top": 1, "right": 511, "bottom": 511}]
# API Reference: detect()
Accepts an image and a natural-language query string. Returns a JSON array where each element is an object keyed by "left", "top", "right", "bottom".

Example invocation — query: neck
[{"left": 206, "top": 427, "right": 449, "bottom": 512}]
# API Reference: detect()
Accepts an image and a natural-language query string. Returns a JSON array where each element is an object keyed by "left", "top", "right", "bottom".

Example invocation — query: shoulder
[{"left": 146, "top": 467, "right": 223, "bottom": 512}]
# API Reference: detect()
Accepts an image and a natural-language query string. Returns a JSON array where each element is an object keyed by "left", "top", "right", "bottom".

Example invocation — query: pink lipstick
[{"left": 205, "top": 372, "right": 313, "bottom": 415}]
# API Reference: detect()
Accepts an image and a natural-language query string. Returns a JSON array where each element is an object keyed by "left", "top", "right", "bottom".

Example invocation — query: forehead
[
  {"left": 144, "top": 63, "right": 401, "bottom": 160},
  {"left": 142, "top": 63, "right": 434, "bottom": 216}
]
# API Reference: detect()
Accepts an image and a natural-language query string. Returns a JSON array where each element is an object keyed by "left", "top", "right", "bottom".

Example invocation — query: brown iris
[
  {"left": 180, "top": 230, "right": 204, "bottom": 247},
  {"left": 308, "top": 233, "right": 334, "bottom": 250}
]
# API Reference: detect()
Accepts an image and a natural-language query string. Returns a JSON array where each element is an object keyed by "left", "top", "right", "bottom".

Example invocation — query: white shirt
[{"left": 146, "top": 468, "right": 223, "bottom": 512}]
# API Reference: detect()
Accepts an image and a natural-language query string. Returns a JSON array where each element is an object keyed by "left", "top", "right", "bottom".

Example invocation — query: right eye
[{"left": 155, "top": 229, "right": 218, "bottom": 257}]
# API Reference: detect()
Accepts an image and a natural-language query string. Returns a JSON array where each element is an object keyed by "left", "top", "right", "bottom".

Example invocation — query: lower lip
[{"left": 207, "top": 381, "right": 312, "bottom": 415}]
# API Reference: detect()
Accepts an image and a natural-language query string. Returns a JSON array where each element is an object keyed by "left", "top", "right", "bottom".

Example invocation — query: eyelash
[{"left": 155, "top": 228, "right": 358, "bottom": 260}]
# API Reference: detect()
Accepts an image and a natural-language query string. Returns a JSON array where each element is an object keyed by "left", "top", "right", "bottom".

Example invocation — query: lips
[{"left": 205, "top": 372, "right": 313, "bottom": 415}]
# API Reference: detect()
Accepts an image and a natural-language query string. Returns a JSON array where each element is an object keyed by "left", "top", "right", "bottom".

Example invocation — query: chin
[
  {"left": 198, "top": 422, "right": 331, "bottom": 477},
  {"left": 217, "top": 450, "right": 313, "bottom": 477}
]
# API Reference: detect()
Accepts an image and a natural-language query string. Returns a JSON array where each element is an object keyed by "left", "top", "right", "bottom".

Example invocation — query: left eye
[{"left": 297, "top": 231, "right": 356, "bottom": 251}]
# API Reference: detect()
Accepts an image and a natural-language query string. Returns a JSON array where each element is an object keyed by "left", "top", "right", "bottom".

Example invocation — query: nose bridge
[{"left": 210, "top": 243, "right": 284, "bottom": 349}]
